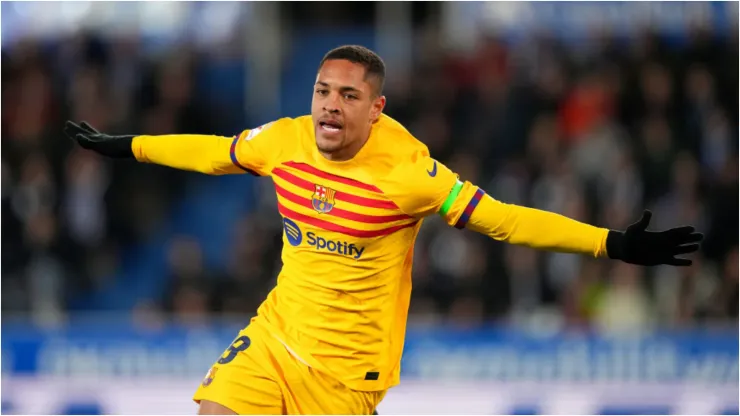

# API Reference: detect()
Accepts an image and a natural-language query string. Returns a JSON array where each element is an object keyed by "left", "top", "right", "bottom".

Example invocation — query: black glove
[
  {"left": 64, "top": 121, "right": 135, "bottom": 159},
  {"left": 606, "top": 210, "right": 704, "bottom": 266}
]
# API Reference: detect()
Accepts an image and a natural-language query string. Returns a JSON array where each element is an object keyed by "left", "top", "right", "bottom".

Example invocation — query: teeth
[{"left": 322, "top": 124, "right": 340, "bottom": 132}]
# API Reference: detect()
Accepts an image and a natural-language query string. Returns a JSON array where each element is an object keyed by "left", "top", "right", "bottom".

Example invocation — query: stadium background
[{"left": 1, "top": 1, "right": 738, "bottom": 414}]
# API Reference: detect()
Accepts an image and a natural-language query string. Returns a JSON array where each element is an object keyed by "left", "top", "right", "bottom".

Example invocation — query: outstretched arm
[
  {"left": 64, "top": 120, "right": 283, "bottom": 176},
  {"left": 134, "top": 134, "right": 241, "bottom": 175},
  {"left": 453, "top": 184, "right": 703, "bottom": 266},
  {"left": 458, "top": 188, "right": 609, "bottom": 258},
  {"left": 382, "top": 149, "right": 703, "bottom": 267}
]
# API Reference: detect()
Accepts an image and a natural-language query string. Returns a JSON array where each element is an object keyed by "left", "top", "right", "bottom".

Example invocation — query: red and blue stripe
[
  {"left": 229, "top": 135, "right": 260, "bottom": 176},
  {"left": 454, "top": 188, "right": 485, "bottom": 229}
]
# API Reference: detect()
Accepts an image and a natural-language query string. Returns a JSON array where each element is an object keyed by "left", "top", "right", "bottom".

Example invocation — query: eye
[
  {"left": 344, "top": 94, "right": 358, "bottom": 100},
  {"left": 315, "top": 89, "right": 328, "bottom": 96}
]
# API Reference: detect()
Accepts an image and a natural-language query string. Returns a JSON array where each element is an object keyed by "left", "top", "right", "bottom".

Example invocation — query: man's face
[{"left": 311, "top": 59, "right": 385, "bottom": 159}]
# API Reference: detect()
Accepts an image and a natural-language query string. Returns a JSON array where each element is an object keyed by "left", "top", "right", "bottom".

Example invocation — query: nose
[{"left": 323, "top": 93, "right": 341, "bottom": 114}]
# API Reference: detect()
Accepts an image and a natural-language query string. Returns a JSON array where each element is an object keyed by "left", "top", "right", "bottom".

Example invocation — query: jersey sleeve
[
  {"left": 131, "top": 118, "right": 289, "bottom": 176},
  {"left": 380, "top": 148, "right": 609, "bottom": 257},
  {"left": 230, "top": 119, "right": 287, "bottom": 176},
  {"left": 465, "top": 195, "right": 610, "bottom": 257},
  {"left": 132, "top": 134, "right": 237, "bottom": 174},
  {"left": 378, "top": 148, "right": 480, "bottom": 221}
]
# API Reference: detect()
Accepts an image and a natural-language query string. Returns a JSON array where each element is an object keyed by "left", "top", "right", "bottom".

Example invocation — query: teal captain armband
[{"left": 438, "top": 180, "right": 464, "bottom": 217}]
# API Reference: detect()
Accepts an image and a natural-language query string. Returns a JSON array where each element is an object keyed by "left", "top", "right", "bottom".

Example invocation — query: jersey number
[{"left": 218, "top": 335, "right": 251, "bottom": 364}]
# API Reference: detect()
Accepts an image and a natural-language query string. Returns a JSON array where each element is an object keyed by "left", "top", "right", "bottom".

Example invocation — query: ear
[{"left": 370, "top": 95, "right": 386, "bottom": 122}]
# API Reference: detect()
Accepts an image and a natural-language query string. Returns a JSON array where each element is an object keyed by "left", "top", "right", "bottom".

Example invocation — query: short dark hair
[{"left": 318, "top": 45, "right": 386, "bottom": 96}]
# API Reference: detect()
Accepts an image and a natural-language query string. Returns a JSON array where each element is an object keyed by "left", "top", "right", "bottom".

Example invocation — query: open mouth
[{"left": 319, "top": 120, "right": 343, "bottom": 133}]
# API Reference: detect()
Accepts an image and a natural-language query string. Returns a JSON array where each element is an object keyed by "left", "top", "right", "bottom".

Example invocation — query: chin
[{"left": 315, "top": 133, "right": 344, "bottom": 153}]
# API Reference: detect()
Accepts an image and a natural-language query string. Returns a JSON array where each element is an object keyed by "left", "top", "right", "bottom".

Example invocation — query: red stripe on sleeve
[
  {"left": 229, "top": 136, "right": 260, "bottom": 176},
  {"left": 454, "top": 188, "right": 485, "bottom": 229}
]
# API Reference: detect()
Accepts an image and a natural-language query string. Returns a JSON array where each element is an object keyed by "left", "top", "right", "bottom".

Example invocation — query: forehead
[{"left": 316, "top": 59, "right": 371, "bottom": 92}]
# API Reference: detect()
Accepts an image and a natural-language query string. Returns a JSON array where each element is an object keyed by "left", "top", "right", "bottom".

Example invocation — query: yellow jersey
[{"left": 229, "top": 114, "right": 479, "bottom": 391}]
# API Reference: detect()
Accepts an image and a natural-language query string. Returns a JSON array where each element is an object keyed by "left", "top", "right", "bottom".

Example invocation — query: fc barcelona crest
[
  {"left": 202, "top": 367, "right": 218, "bottom": 387},
  {"left": 312, "top": 184, "right": 336, "bottom": 214}
]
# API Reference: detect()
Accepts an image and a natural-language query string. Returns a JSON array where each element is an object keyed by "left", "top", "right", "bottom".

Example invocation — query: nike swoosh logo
[{"left": 427, "top": 161, "right": 437, "bottom": 177}]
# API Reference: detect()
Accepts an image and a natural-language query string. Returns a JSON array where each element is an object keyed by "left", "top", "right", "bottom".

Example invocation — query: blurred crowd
[
  {"left": 2, "top": 34, "right": 216, "bottom": 322},
  {"left": 390, "top": 26, "right": 739, "bottom": 332},
  {"left": 2, "top": 22, "right": 738, "bottom": 332}
]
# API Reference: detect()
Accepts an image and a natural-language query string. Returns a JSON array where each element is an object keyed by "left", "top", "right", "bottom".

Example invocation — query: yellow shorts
[{"left": 193, "top": 320, "right": 386, "bottom": 415}]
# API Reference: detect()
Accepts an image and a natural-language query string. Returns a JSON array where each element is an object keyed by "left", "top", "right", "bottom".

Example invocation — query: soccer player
[{"left": 64, "top": 45, "right": 703, "bottom": 415}]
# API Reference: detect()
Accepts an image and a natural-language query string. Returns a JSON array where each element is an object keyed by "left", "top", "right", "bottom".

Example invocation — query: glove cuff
[
  {"left": 606, "top": 230, "right": 625, "bottom": 260},
  {"left": 110, "top": 136, "right": 135, "bottom": 159}
]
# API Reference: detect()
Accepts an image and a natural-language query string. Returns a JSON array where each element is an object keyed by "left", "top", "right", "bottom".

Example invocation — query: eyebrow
[{"left": 315, "top": 81, "right": 362, "bottom": 94}]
